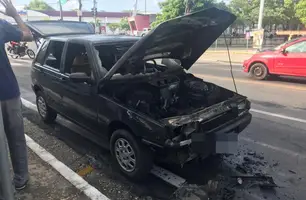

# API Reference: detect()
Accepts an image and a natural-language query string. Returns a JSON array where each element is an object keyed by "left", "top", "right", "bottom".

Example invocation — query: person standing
[{"left": 0, "top": 0, "right": 33, "bottom": 190}]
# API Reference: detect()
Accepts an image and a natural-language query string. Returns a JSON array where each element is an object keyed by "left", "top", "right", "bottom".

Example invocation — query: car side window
[
  {"left": 286, "top": 41, "right": 306, "bottom": 53},
  {"left": 35, "top": 40, "right": 49, "bottom": 65},
  {"left": 64, "top": 43, "right": 93, "bottom": 78},
  {"left": 44, "top": 41, "right": 65, "bottom": 70}
]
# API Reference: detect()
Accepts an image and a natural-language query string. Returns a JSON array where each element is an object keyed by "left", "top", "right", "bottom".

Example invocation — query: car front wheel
[
  {"left": 249, "top": 63, "right": 268, "bottom": 80},
  {"left": 36, "top": 92, "right": 57, "bottom": 123},
  {"left": 110, "top": 129, "right": 153, "bottom": 180}
]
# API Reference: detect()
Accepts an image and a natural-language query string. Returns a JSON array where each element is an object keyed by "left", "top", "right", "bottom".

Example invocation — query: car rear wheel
[
  {"left": 250, "top": 63, "right": 268, "bottom": 80},
  {"left": 36, "top": 92, "right": 57, "bottom": 123},
  {"left": 110, "top": 129, "right": 153, "bottom": 180}
]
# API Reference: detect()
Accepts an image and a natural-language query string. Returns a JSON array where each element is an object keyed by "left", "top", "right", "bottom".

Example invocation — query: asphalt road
[{"left": 10, "top": 57, "right": 306, "bottom": 200}]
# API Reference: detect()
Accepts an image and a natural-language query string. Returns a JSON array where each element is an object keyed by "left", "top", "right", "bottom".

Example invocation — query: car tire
[
  {"left": 36, "top": 91, "right": 57, "bottom": 123},
  {"left": 250, "top": 63, "right": 268, "bottom": 80},
  {"left": 110, "top": 129, "right": 153, "bottom": 181}
]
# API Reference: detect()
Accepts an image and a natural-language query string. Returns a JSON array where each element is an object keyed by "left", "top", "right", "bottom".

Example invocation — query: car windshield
[
  {"left": 94, "top": 43, "right": 182, "bottom": 75},
  {"left": 274, "top": 37, "right": 301, "bottom": 50}
]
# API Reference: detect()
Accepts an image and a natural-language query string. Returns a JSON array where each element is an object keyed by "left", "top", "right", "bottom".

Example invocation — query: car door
[
  {"left": 59, "top": 41, "right": 100, "bottom": 132},
  {"left": 34, "top": 40, "right": 65, "bottom": 111},
  {"left": 274, "top": 41, "right": 306, "bottom": 76}
]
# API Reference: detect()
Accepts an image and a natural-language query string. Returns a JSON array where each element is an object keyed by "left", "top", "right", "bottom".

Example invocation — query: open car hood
[
  {"left": 25, "top": 21, "right": 94, "bottom": 38},
  {"left": 104, "top": 7, "right": 236, "bottom": 80}
]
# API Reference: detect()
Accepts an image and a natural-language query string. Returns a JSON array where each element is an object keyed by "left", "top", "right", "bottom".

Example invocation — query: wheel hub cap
[
  {"left": 37, "top": 96, "right": 47, "bottom": 118},
  {"left": 254, "top": 66, "right": 263, "bottom": 76},
  {"left": 115, "top": 138, "right": 136, "bottom": 172}
]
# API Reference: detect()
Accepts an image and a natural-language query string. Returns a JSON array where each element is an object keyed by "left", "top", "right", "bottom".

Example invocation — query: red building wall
[{"left": 128, "top": 15, "right": 150, "bottom": 32}]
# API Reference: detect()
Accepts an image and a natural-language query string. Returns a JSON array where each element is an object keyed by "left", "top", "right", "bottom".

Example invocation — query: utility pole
[
  {"left": 93, "top": 0, "right": 97, "bottom": 25},
  {"left": 257, "top": 0, "right": 265, "bottom": 48},
  {"left": 185, "top": 0, "right": 193, "bottom": 15},
  {"left": 144, "top": 0, "right": 146, "bottom": 14},
  {"left": 59, "top": 0, "right": 63, "bottom": 20},
  {"left": 0, "top": 106, "right": 15, "bottom": 200},
  {"left": 78, "top": 0, "right": 82, "bottom": 22},
  {"left": 133, "top": 0, "right": 138, "bottom": 16},
  {"left": 257, "top": 0, "right": 265, "bottom": 30},
  {"left": 91, "top": 0, "right": 97, "bottom": 32}
]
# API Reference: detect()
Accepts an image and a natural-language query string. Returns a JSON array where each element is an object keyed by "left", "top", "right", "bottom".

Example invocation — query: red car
[{"left": 243, "top": 36, "right": 306, "bottom": 80}]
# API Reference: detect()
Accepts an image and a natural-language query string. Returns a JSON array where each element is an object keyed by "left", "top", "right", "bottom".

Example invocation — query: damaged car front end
[{"left": 161, "top": 95, "right": 251, "bottom": 164}]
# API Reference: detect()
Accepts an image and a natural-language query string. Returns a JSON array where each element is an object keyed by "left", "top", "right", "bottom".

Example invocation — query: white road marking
[
  {"left": 192, "top": 64, "right": 241, "bottom": 72},
  {"left": 21, "top": 98, "right": 110, "bottom": 200},
  {"left": 11, "top": 63, "right": 23, "bottom": 66},
  {"left": 151, "top": 166, "right": 186, "bottom": 188},
  {"left": 241, "top": 137, "right": 306, "bottom": 160},
  {"left": 251, "top": 109, "right": 306, "bottom": 124}
]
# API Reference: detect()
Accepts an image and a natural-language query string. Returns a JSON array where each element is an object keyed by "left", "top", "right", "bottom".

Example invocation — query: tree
[
  {"left": 230, "top": 0, "right": 301, "bottom": 30},
  {"left": 151, "top": 0, "right": 185, "bottom": 28},
  {"left": 108, "top": 23, "right": 120, "bottom": 33},
  {"left": 296, "top": 0, "right": 306, "bottom": 25},
  {"left": 25, "top": 0, "right": 54, "bottom": 11},
  {"left": 151, "top": 0, "right": 222, "bottom": 28},
  {"left": 119, "top": 18, "right": 130, "bottom": 31}
]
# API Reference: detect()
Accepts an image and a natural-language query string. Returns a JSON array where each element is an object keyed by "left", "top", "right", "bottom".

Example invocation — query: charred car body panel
[{"left": 29, "top": 8, "right": 252, "bottom": 178}]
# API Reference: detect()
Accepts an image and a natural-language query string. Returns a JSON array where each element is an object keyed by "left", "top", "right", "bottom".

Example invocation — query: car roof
[{"left": 49, "top": 34, "right": 140, "bottom": 44}]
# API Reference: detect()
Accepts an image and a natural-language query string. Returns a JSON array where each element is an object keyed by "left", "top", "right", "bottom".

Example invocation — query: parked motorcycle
[{"left": 7, "top": 42, "right": 35, "bottom": 59}]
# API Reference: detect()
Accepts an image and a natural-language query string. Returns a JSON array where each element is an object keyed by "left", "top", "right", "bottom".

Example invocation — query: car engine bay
[{"left": 109, "top": 72, "right": 236, "bottom": 119}]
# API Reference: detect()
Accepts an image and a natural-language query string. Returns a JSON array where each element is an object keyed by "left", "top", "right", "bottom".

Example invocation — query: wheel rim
[
  {"left": 253, "top": 66, "right": 263, "bottom": 77},
  {"left": 37, "top": 96, "right": 47, "bottom": 118},
  {"left": 27, "top": 50, "right": 35, "bottom": 59},
  {"left": 114, "top": 138, "right": 136, "bottom": 172}
]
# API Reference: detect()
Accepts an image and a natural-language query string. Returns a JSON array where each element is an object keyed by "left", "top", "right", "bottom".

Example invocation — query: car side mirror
[
  {"left": 69, "top": 72, "right": 92, "bottom": 84},
  {"left": 281, "top": 48, "right": 288, "bottom": 54}
]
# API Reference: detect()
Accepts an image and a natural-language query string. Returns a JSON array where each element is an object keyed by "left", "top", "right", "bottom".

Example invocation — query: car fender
[
  {"left": 98, "top": 95, "right": 169, "bottom": 145},
  {"left": 246, "top": 55, "right": 273, "bottom": 73}
]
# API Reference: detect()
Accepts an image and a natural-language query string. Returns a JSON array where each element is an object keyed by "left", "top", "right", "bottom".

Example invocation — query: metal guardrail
[{"left": 0, "top": 106, "right": 15, "bottom": 200}]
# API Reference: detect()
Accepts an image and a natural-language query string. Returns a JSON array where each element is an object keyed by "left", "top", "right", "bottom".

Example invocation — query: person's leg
[{"left": 2, "top": 96, "right": 28, "bottom": 189}]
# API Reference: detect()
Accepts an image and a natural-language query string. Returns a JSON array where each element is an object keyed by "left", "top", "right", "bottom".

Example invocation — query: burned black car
[{"left": 28, "top": 7, "right": 252, "bottom": 180}]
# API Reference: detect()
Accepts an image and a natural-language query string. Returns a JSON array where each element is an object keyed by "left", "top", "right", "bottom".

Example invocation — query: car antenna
[{"left": 223, "top": 32, "right": 238, "bottom": 93}]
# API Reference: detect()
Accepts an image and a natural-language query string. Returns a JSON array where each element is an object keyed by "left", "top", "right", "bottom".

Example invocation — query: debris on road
[
  {"left": 219, "top": 188, "right": 236, "bottom": 200},
  {"left": 231, "top": 175, "right": 277, "bottom": 189},
  {"left": 172, "top": 184, "right": 209, "bottom": 200}
]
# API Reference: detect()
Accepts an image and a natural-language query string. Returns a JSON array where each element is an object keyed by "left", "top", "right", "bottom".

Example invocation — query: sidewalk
[
  {"left": 15, "top": 148, "right": 90, "bottom": 200},
  {"left": 199, "top": 50, "right": 255, "bottom": 64}
]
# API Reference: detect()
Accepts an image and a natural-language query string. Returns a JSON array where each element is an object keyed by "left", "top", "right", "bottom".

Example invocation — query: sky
[{"left": 13, "top": 0, "right": 163, "bottom": 13}]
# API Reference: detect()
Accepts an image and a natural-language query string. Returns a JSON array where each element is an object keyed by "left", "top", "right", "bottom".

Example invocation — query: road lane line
[
  {"left": 151, "top": 166, "right": 186, "bottom": 188},
  {"left": 241, "top": 137, "right": 306, "bottom": 160},
  {"left": 251, "top": 109, "right": 306, "bottom": 124},
  {"left": 21, "top": 99, "right": 110, "bottom": 200},
  {"left": 195, "top": 74, "right": 306, "bottom": 91},
  {"left": 21, "top": 98, "right": 187, "bottom": 188},
  {"left": 192, "top": 65, "right": 241, "bottom": 72}
]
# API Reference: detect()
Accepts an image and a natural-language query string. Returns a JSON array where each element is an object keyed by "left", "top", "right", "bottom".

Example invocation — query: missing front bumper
[
  {"left": 191, "top": 112, "right": 252, "bottom": 155},
  {"left": 165, "top": 112, "right": 252, "bottom": 152}
]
